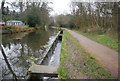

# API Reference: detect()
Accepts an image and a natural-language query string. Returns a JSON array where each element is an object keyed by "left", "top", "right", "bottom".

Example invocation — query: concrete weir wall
[
  {"left": 26, "top": 30, "right": 63, "bottom": 80},
  {"left": 40, "top": 30, "right": 63, "bottom": 65}
]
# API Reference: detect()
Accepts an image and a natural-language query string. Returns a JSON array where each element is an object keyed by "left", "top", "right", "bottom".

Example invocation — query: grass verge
[
  {"left": 58, "top": 31, "right": 69, "bottom": 79},
  {"left": 58, "top": 30, "right": 113, "bottom": 79},
  {"left": 74, "top": 30, "right": 119, "bottom": 51}
]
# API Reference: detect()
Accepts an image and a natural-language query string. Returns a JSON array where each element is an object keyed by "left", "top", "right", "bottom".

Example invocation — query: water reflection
[{"left": 1, "top": 28, "right": 58, "bottom": 78}]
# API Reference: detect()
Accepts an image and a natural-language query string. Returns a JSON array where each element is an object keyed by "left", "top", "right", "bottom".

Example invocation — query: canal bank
[
  {"left": 1, "top": 25, "right": 34, "bottom": 34},
  {"left": 58, "top": 30, "right": 113, "bottom": 79},
  {"left": 27, "top": 30, "right": 63, "bottom": 80},
  {"left": 1, "top": 27, "right": 62, "bottom": 80}
]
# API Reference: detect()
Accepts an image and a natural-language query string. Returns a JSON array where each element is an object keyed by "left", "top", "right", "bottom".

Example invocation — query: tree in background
[
  {"left": 53, "top": 2, "right": 119, "bottom": 37},
  {"left": 21, "top": 2, "right": 52, "bottom": 27},
  {"left": 1, "top": 1, "right": 52, "bottom": 27},
  {"left": 70, "top": 2, "right": 119, "bottom": 37},
  {"left": 55, "top": 14, "right": 74, "bottom": 28}
]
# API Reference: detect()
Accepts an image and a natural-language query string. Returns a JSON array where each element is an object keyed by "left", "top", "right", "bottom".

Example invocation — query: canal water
[{"left": 0, "top": 28, "right": 60, "bottom": 79}]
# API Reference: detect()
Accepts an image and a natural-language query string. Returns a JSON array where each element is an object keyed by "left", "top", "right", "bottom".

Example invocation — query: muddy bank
[{"left": 1, "top": 26, "right": 34, "bottom": 34}]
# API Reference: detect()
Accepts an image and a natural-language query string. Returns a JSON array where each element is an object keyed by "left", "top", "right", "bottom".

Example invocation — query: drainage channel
[{"left": 27, "top": 30, "right": 63, "bottom": 81}]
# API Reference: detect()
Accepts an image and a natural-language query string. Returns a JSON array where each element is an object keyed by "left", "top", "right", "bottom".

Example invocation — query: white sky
[
  {"left": 1, "top": 0, "right": 119, "bottom": 16},
  {"left": 1, "top": 0, "right": 71, "bottom": 16},
  {"left": 49, "top": 0, "right": 71, "bottom": 16},
  {"left": 49, "top": 0, "right": 120, "bottom": 16}
]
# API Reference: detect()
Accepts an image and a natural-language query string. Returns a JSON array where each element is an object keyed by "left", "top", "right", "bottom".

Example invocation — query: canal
[{"left": 0, "top": 28, "right": 61, "bottom": 79}]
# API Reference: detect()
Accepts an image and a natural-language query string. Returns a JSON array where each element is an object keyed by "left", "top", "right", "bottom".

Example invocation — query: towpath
[{"left": 65, "top": 28, "right": 118, "bottom": 78}]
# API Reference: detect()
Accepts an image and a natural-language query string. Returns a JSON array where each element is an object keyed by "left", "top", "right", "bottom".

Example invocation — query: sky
[
  {"left": 0, "top": 0, "right": 71, "bottom": 16},
  {"left": 1, "top": 0, "right": 119, "bottom": 16},
  {"left": 49, "top": 0, "right": 71, "bottom": 16}
]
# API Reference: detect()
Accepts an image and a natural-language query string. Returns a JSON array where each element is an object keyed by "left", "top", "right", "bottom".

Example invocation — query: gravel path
[{"left": 65, "top": 28, "right": 118, "bottom": 78}]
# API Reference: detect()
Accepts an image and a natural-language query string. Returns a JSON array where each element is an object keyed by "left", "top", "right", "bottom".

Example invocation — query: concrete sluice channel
[
  {"left": 0, "top": 28, "right": 63, "bottom": 80},
  {"left": 41, "top": 31, "right": 62, "bottom": 66}
]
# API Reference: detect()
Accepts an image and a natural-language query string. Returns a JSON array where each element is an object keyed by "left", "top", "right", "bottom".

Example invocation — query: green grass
[
  {"left": 59, "top": 30, "right": 113, "bottom": 79},
  {"left": 74, "top": 30, "right": 119, "bottom": 51},
  {"left": 58, "top": 32, "right": 69, "bottom": 79},
  {"left": 5, "top": 27, "right": 13, "bottom": 32},
  {"left": 58, "top": 66, "right": 69, "bottom": 79}
]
